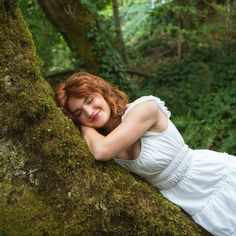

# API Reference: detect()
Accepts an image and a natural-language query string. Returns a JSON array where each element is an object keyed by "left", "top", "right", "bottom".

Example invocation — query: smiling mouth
[{"left": 92, "top": 111, "right": 100, "bottom": 122}]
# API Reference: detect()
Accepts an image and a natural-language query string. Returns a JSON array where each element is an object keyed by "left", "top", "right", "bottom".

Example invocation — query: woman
[{"left": 55, "top": 72, "right": 236, "bottom": 236}]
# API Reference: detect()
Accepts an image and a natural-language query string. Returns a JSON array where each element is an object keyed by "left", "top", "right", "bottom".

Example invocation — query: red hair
[{"left": 55, "top": 72, "right": 128, "bottom": 125}]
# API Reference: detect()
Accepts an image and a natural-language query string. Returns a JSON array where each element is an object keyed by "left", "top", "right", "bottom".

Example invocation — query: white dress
[{"left": 114, "top": 96, "right": 236, "bottom": 236}]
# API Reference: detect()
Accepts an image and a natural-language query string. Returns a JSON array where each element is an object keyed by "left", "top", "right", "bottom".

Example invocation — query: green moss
[
  {"left": 1, "top": 186, "right": 61, "bottom": 236},
  {"left": 0, "top": 138, "right": 60, "bottom": 235}
]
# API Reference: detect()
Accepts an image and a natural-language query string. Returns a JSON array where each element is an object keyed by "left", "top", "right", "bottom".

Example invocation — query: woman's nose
[{"left": 84, "top": 106, "right": 93, "bottom": 118}]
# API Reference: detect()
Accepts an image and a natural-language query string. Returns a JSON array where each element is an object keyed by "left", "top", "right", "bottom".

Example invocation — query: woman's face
[{"left": 67, "top": 93, "right": 111, "bottom": 128}]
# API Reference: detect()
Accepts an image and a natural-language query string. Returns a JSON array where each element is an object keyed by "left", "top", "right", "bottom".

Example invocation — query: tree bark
[
  {"left": 37, "top": 0, "right": 126, "bottom": 88},
  {"left": 112, "top": 0, "right": 127, "bottom": 62},
  {"left": 37, "top": 0, "right": 99, "bottom": 74},
  {"left": 0, "top": 2, "right": 210, "bottom": 235}
]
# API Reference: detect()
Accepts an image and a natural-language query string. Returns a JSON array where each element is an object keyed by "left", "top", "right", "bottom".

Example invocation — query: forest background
[
  {"left": 0, "top": 0, "right": 235, "bottom": 235},
  {"left": 20, "top": 0, "right": 236, "bottom": 154}
]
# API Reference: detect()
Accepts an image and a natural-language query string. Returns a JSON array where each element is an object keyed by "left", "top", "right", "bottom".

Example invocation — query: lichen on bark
[{"left": 0, "top": 2, "right": 210, "bottom": 235}]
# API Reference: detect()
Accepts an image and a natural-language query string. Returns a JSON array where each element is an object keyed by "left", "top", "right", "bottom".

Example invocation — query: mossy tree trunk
[{"left": 0, "top": 2, "right": 210, "bottom": 235}]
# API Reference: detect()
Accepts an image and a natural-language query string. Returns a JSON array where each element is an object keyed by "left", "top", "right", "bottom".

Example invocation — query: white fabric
[{"left": 114, "top": 96, "right": 236, "bottom": 236}]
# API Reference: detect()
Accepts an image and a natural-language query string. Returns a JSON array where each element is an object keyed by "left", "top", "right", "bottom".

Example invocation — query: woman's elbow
[{"left": 93, "top": 149, "right": 113, "bottom": 161}]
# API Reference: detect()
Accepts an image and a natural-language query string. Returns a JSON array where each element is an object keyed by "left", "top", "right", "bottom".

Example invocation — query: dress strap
[{"left": 122, "top": 95, "right": 171, "bottom": 121}]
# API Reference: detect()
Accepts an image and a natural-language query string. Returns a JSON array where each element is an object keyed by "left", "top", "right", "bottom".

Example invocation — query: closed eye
[
  {"left": 72, "top": 96, "right": 92, "bottom": 118},
  {"left": 86, "top": 96, "right": 93, "bottom": 104},
  {"left": 74, "top": 110, "right": 82, "bottom": 117}
]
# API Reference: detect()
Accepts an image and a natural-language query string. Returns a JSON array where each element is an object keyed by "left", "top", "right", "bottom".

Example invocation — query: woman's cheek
[{"left": 78, "top": 116, "right": 85, "bottom": 125}]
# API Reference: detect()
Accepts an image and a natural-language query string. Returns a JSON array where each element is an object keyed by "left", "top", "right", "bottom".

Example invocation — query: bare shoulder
[
  {"left": 124, "top": 100, "right": 162, "bottom": 121},
  {"left": 124, "top": 100, "right": 168, "bottom": 133}
]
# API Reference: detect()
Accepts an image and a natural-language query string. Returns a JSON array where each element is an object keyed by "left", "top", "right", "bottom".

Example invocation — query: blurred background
[{"left": 19, "top": 0, "right": 236, "bottom": 153}]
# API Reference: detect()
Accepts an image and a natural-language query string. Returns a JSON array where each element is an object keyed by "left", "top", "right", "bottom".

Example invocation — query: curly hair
[{"left": 55, "top": 72, "right": 128, "bottom": 125}]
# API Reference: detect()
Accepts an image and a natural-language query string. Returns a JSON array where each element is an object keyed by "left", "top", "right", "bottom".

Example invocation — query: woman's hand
[
  {"left": 81, "top": 125, "right": 94, "bottom": 139},
  {"left": 80, "top": 125, "right": 108, "bottom": 160}
]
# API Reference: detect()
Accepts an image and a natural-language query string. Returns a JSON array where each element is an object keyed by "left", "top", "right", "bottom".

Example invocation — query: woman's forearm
[{"left": 82, "top": 126, "right": 111, "bottom": 161}]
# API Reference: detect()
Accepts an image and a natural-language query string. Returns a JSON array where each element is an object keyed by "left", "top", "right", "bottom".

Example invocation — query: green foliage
[
  {"left": 86, "top": 14, "right": 135, "bottom": 98},
  {"left": 119, "top": 1, "right": 150, "bottom": 44},
  {"left": 18, "top": 0, "right": 236, "bottom": 154},
  {"left": 18, "top": 0, "right": 75, "bottom": 75},
  {"left": 140, "top": 45, "right": 236, "bottom": 154},
  {"left": 174, "top": 85, "right": 236, "bottom": 153},
  {"left": 124, "top": 0, "right": 236, "bottom": 62},
  {"left": 123, "top": 1, "right": 202, "bottom": 50},
  {"left": 80, "top": 0, "right": 111, "bottom": 11}
]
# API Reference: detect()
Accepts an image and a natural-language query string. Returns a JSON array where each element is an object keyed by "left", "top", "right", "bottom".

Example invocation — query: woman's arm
[{"left": 82, "top": 100, "right": 165, "bottom": 160}]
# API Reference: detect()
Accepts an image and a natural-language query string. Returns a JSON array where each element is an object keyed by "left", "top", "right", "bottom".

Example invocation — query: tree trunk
[
  {"left": 37, "top": 0, "right": 99, "bottom": 74},
  {"left": 0, "top": 2, "right": 209, "bottom": 235},
  {"left": 112, "top": 0, "right": 127, "bottom": 62},
  {"left": 37, "top": 0, "right": 126, "bottom": 87}
]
